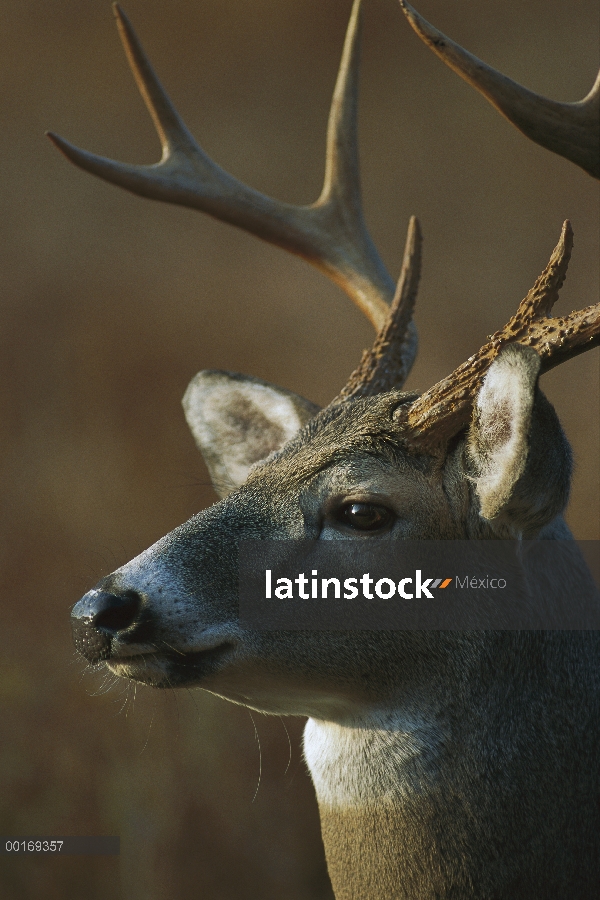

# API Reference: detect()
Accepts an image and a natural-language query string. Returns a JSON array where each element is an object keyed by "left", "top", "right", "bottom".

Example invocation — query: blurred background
[{"left": 0, "top": 0, "right": 597, "bottom": 897}]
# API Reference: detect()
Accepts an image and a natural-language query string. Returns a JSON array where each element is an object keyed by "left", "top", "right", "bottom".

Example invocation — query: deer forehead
[
  {"left": 245, "top": 443, "right": 445, "bottom": 511},
  {"left": 302, "top": 455, "right": 444, "bottom": 508},
  {"left": 246, "top": 396, "right": 437, "bottom": 491}
]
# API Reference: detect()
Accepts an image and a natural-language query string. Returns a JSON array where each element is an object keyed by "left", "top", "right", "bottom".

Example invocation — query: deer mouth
[{"left": 107, "top": 642, "right": 235, "bottom": 687}]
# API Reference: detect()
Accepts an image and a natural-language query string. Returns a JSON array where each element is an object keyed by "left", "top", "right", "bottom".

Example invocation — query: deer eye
[{"left": 335, "top": 501, "right": 394, "bottom": 532}]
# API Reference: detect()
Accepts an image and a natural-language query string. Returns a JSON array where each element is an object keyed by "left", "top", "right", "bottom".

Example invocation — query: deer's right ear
[
  {"left": 466, "top": 344, "right": 571, "bottom": 536},
  {"left": 182, "top": 371, "right": 320, "bottom": 497}
]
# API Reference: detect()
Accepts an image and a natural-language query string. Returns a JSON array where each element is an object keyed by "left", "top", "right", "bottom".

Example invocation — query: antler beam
[
  {"left": 47, "top": 0, "right": 419, "bottom": 367},
  {"left": 399, "top": 1, "right": 600, "bottom": 180},
  {"left": 401, "top": 221, "right": 600, "bottom": 451}
]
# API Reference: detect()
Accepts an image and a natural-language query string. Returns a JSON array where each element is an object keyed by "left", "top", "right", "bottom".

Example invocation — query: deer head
[{"left": 60, "top": 2, "right": 600, "bottom": 897}]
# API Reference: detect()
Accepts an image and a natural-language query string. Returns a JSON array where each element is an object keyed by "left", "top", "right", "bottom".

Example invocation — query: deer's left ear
[
  {"left": 467, "top": 344, "right": 571, "bottom": 535},
  {"left": 182, "top": 371, "right": 320, "bottom": 498}
]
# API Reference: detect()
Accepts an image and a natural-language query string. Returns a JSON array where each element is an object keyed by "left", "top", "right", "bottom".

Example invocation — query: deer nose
[{"left": 71, "top": 589, "right": 143, "bottom": 662}]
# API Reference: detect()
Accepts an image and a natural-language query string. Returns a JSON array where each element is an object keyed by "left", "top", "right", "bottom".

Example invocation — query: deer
[{"left": 57, "top": 1, "right": 600, "bottom": 897}]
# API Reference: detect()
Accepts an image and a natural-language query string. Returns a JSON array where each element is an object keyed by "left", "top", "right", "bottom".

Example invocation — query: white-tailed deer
[{"left": 61, "top": 2, "right": 600, "bottom": 897}]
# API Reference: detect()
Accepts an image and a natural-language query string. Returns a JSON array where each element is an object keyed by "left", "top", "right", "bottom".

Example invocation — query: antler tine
[
  {"left": 311, "top": 0, "right": 400, "bottom": 328},
  {"left": 47, "top": 0, "right": 419, "bottom": 369},
  {"left": 401, "top": 221, "right": 600, "bottom": 452},
  {"left": 399, "top": 1, "right": 600, "bottom": 180},
  {"left": 111, "top": 3, "right": 199, "bottom": 156},
  {"left": 46, "top": 5, "right": 239, "bottom": 206},
  {"left": 336, "top": 215, "right": 421, "bottom": 401}
]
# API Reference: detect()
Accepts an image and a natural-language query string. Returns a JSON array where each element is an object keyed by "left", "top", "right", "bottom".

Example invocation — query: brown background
[{"left": 0, "top": 1, "right": 598, "bottom": 898}]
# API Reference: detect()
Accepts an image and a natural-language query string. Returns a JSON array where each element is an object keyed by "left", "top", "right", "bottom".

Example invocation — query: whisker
[
  {"left": 160, "top": 640, "right": 186, "bottom": 656},
  {"left": 248, "top": 710, "right": 262, "bottom": 803},
  {"left": 139, "top": 692, "right": 157, "bottom": 757}
]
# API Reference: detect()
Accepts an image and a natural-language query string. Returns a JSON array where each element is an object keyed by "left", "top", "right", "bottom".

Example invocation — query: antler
[
  {"left": 399, "top": 221, "right": 600, "bottom": 452},
  {"left": 399, "top": 1, "right": 600, "bottom": 180},
  {"left": 47, "top": 0, "right": 419, "bottom": 383},
  {"left": 337, "top": 215, "right": 421, "bottom": 400}
]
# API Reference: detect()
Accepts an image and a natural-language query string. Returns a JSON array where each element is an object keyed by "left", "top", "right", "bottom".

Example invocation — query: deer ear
[
  {"left": 182, "top": 371, "right": 320, "bottom": 497},
  {"left": 467, "top": 344, "right": 571, "bottom": 535}
]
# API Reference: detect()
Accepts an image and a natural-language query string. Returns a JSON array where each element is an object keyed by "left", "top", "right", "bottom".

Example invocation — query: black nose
[{"left": 71, "top": 589, "right": 142, "bottom": 662}]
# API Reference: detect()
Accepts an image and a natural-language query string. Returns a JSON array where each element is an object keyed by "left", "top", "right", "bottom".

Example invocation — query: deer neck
[
  {"left": 304, "top": 709, "right": 453, "bottom": 900},
  {"left": 303, "top": 668, "right": 600, "bottom": 900}
]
